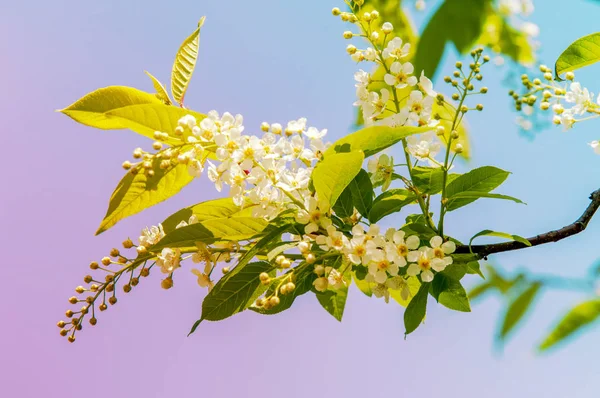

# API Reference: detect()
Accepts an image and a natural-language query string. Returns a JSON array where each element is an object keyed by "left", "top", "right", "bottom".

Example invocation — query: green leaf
[
  {"left": 145, "top": 71, "right": 172, "bottom": 105},
  {"left": 161, "top": 198, "right": 243, "bottom": 234},
  {"left": 250, "top": 263, "right": 317, "bottom": 315},
  {"left": 313, "top": 151, "right": 365, "bottom": 207},
  {"left": 555, "top": 32, "right": 600, "bottom": 78},
  {"left": 468, "top": 282, "right": 493, "bottom": 301},
  {"left": 316, "top": 271, "right": 351, "bottom": 321},
  {"left": 431, "top": 274, "right": 471, "bottom": 312},
  {"left": 469, "top": 229, "right": 531, "bottom": 251},
  {"left": 369, "top": 189, "right": 417, "bottom": 223},
  {"left": 404, "top": 282, "right": 430, "bottom": 335},
  {"left": 152, "top": 217, "right": 268, "bottom": 250},
  {"left": 60, "top": 86, "right": 206, "bottom": 144},
  {"left": 171, "top": 17, "right": 205, "bottom": 106},
  {"left": 188, "top": 223, "right": 294, "bottom": 335},
  {"left": 197, "top": 261, "right": 273, "bottom": 322},
  {"left": 539, "top": 300, "right": 600, "bottom": 352},
  {"left": 326, "top": 125, "right": 429, "bottom": 158},
  {"left": 412, "top": 166, "right": 452, "bottom": 194},
  {"left": 498, "top": 282, "right": 542, "bottom": 341},
  {"left": 96, "top": 149, "right": 195, "bottom": 234},
  {"left": 445, "top": 166, "right": 510, "bottom": 211},
  {"left": 447, "top": 192, "right": 524, "bottom": 209},
  {"left": 332, "top": 186, "right": 354, "bottom": 218},
  {"left": 349, "top": 169, "right": 374, "bottom": 217},
  {"left": 466, "top": 261, "right": 484, "bottom": 278}
]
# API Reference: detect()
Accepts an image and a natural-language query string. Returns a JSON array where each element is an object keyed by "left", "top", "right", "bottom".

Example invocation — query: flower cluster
[{"left": 512, "top": 66, "right": 600, "bottom": 154}]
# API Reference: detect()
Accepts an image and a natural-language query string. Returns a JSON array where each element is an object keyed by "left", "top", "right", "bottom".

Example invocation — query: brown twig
[{"left": 455, "top": 188, "right": 600, "bottom": 259}]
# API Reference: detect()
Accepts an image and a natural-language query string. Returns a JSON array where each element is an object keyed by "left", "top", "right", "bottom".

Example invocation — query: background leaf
[
  {"left": 469, "top": 229, "right": 531, "bottom": 249},
  {"left": 171, "top": 17, "right": 205, "bottom": 106},
  {"left": 498, "top": 282, "right": 542, "bottom": 342},
  {"left": 539, "top": 300, "right": 600, "bottom": 352}
]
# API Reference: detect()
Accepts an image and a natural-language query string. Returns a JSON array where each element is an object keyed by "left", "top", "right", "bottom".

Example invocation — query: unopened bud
[
  {"left": 305, "top": 253, "right": 316, "bottom": 264},
  {"left": 110, "top": 248, "right": 120, "bottom": 257},
  {"left": 108, "top": 296, "right": 117, "bottom": 305},
  {"left": 260, "top": 122, "right": 270, "bottom": 132},
  {"left": 122, "top": 161, "right": 132, "bottom": 170},
  {"left": 455, "top": 144, "right": 464, "bottom": 154},
  {"left": 381, "top": 22, "right": 393, "bottom": 34},
  {"left": 89, "top": 261, "right": 99, "bottom": 270},
  {"left": 161, "top": 278, "right": 173, "bottom": 290},
  {"left": 101, "top": 257, "right": 111, "bottom": 266},
  {"left": 122, "top": 238, "right": 134, "bottom": 249},
  {"left": 268, "top": 296, "right": 280, "bottom": 307},
  {"left": 69, "top": 296, "right": 78, "bottom": 304},
  {"left": 565, "top": 72, "right": 575, "bottom": 81}
]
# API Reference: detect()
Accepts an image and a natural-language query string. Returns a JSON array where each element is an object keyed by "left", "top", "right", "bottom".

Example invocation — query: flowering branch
[{"left": 457, "top": 188, "right": 600, "bottom": 258}]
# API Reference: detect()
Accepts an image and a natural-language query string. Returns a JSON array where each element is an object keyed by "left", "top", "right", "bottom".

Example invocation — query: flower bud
[
  {"left": 122, "top": 161, "right": 132, "bottom": 170},
  {"left": 381, "top": 22, "right": 393, "bottom": 34},
  {"left": 565, "top": 72, "right": 575, "bottom": 81},
  {"left": 480, "top": 87, "right": 488, "bottom": 94},
  {"left": 346, "top": 44, "right": 357, "bottom": 54},
  {"left": 161, "top": 278, "right": 173, "bottom": 290},
  {"left": 83, "top": 275, "right": 93, "bottom": 284},
  {"left": 101, "top": 257, "right": 111, "bottom": 266},
  {"left": 99, "top": 303, "right": 108, "bottom": 311},
  {"left": 435, "top": 126, "right": 445, "bottom": 136},
  {"left": 371, "top": 10, "right": 379, "bottom": 19},
  {"left": 271, "top": 123, "right": 282, "bottom": 135},
  {"left": 451, "top": 130, "right": 459, "bottom": 139},
  {"left": 89, "top": 317, "right": 97, "bottom": 326},
  {"left": 314, "top": 265, "right": 325, "bottom": 276},
  {"left": 69, "top": 296, "right": 78, "bottom": 304},
  {"left": 137, "top": 245, "right": 148, "bottom": 255},
  {"left": 305, "top": 253, "right": 316, "bottom": 264},
  {"left": 122, "top": 238, "right": 134, "bottom": 249},
  {"left": 455, "top": 144, "right": 464, "bottom": 154},
  {"left": 110, "top": 248, "right": 120, "bottom": 257},
  {"left": 332, "top": 7, "right": 341, "bottom": 16},
  {"left": 222, "top": 266, "right": 230, "bottom": 274},
  {"left": 343, "top": 31, "right": 353, "bottom": 39},
  {"left": 269, "top": 296, "right": 280, "bottom": 307},
  {"left": 260, "top": 122, "right": 270, "bottom": 132},
  {"left": 108, "top": 296, "right": 117, "bottom": 305},
  {"left": 68, "top": 335, "right": 76, "bottom": 343},
  {"left": 89, "top": 261, "right": 99, "bottom": 270}
]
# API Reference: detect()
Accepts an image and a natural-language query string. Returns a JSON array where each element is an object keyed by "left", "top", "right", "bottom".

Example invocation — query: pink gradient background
[{"left": 2, "top": 1, "right": 600, "bottom": 397}]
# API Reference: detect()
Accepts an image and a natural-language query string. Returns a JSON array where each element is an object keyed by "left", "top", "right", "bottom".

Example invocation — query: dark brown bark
[{"left": 455, "top": 188, "right": 600, "bottom": 259}]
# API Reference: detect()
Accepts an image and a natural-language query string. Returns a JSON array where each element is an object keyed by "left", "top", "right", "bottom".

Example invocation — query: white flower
[
  {"left": 418, "top": 71, "right": 437, "bottom": 97},
  {"left": 286, "top": 118, "right": 307, "bottom": 135},
  {"left": 429, "top": 236, "right": 456, "bottom": 267},
  {"left": 384, "top": 62, "right": 418, "bottom": 89},
  {"left": 367, "top": 249, "right": 399, "bottom": 284},
  {"left": 328, "top": 269, "right": 346, "bottom": 290},
  {"left": 407, "top": 131, "right": 441, "bottom": 162},
  {"left": 406, "top": 247, "right": 446, "bottom": 282},
  {"left": 407, "top": 90, "right": 434, "bottom": 122},
  {"left": 364, "top": 47, "right": 377, "bottom": 61},
  {"left": 176, "top": 215, "right": 199, "bottom": 229},
  {"left": 296, "top": 197, "right": 332, "bottom": 234},
  {"left": 589, "top": 140, "right": 600, "bottom": 155},
  {"left": 367, "top": 153, "right": 393, "bottom": 189},
  {"left": 191, "top": 262, "right": 214, "bottom": 291},
  {"left": 157, "top": 248, "right": 181, "bottom": 274},
  {"left": 139, "top": 224, "right": 165, "bottom": 247},
  {"left": 355, "top": 70, "right": 370, "bottom": 88},
  {"left": 382, "top": 37, "right": 411, "bottom": 60},
  {"left": 316, "top": 225, "right": 349, "bottom": 251},
  {"left": 346, "top": 235, "right": 370, "bottom": 265},
  {"left": 565, "top": 82, "right": 592, "bottom": 115},
  {"left": 363, "top": 89, "right": 390, "bottom": 121},
  {"left": 385, "top": 230, "right": 419, "bottom": 266},
  {"left": 381, "top": 22, "right": 394, "bottom": 34},
  {"left": 305, "top": 127, "right": 327, "bottom": 140},
  {"left": 560, "top": 111, "right": 576, "bottom": 130}
]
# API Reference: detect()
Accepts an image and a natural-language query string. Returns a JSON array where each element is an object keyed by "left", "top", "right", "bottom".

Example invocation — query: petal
[
  {"left": 431, "top": 258, "right": 446, "bottom": 272},
  {"left": 406, "top": 235, "right": 420, "bottom": 249},
  {"left": 384, "top": 74, "right": 395, "bottom": 86},
  {"left": 407, "top": 263, "right": 420, "bottom": 276},
  {"left": 407, "top": 251, "right": 419, "bottom": 263},
  {"left": 421, "top": 270, "right": 434, "bottom": 282},
  {"left": 442, "top": 241, "right": 456, "bottom": 254},
  {"left": 393, "top": 230, "right": 406, "bottom": 244},
  {"left": 430, "top": 236, "right": 443, "bottom": 249},
  {"left": 389, "top": 263, "right": 399, "bottom": 276},
  {"left": 375, "top": 271, "right": 387, "bottom": 284}
]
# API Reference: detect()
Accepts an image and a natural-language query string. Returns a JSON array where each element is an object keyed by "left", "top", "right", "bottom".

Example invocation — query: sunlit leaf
[
  {"left": 469, "top": 229, "right": 531, "bottom": 250},
  {"left": 445, "top": 166, "right": 510, "bottom": 211},
  {"left": 171, "top": 17, "right": 205, "bottom": 106},
  {"left": 96, "top": 147, "right": 196, "bottom": 234},
  {"left": 368, "top": 188, "right": 417, "bottom": 223},
  {"left": 555, "top": 32, "right": 600, "bottom": 78},
  {"left": 313, "top": 151, "right": 365, "bottom": 207},
  {"left": 145, "top": 71, "right": 172, "bottom": 105},
  {"left": 404, "top": 282, "right": 430, "bottom": 335}
]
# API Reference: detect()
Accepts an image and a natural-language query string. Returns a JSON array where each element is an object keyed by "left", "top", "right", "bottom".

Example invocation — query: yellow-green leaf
[
  {"left": 161, "top": 197, "right": 245, "bottom": 233},
  {"left": 145, "top": 71, "right": 172, "bottom": 105},
  {"left": 60, "top": 86, "right": 205, "bottom": 144},
  {"left": 539, "top": 300, "right": 600, "bottom": 352},
  {"left": 96, "top": 147, "right": 196, "bottom": 234},
  {"left": 171, "top": 17, "right": 205, "bottom": 107},
  {"left": 326, "top": 125, "right": 429, "bottom": 158},
  {"left": 152, "top": 217, "right": 268, "bottom": 251},
  {"left": 555, "top": 32, "right": 600, "bottom": 78},
  {"left": 469, "top": 229, "right": 531, "bottom": 250},
  {"left": 313, "top": 151, "right": 365, "bottom": 207},
  {"left": 389, "top": 277, "right": 421, "bottom": 308}
]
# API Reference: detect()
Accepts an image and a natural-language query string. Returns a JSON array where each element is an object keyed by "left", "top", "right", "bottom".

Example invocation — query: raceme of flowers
[
  {"left": 57, "top": 0, "right": 490, "bottom": 343},
  {"left": 512, "top": 66, "right": 600, "bottom": 154}
]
